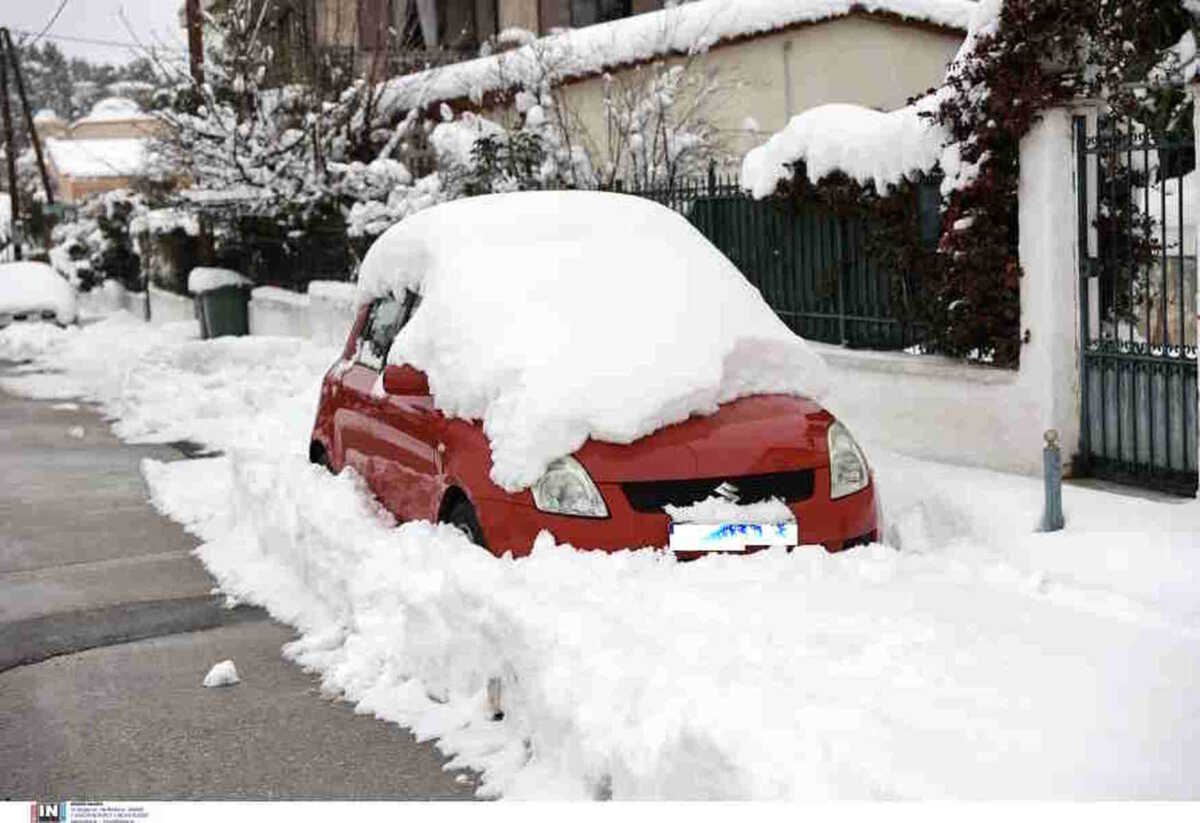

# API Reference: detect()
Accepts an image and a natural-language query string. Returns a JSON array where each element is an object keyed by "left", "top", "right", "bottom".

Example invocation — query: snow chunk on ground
[
  {"left": 67, "top": 425, "right": 85, "bottom": 439},
  {"left": 203, "top": 660, "right": 240, "bottom": 688},
  {"left": 357, "top": 191, "right": 829, "bottom": 491},
  {"left": 741, "top": 97, "right": 949, "bottom": 197},
  {"left": 665, "top": 495, "right": 795, "bottom": 524},
  {"left": 0, "top": 262, "right": 78, "bottom": 324},
  {"left": 188, "top": 267, "right": 252, "bottom": 295}
]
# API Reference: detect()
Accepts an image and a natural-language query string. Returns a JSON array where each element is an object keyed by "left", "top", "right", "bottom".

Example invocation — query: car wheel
[
  {"left": 445, "top": 499, "right": 487, "bottom": 549},
  {"left": 310, "top": 443, "right": 335, "bottom": 474}
]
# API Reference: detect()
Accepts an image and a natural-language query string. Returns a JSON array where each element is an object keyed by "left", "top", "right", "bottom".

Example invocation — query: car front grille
[{"left": 621, "top": 470, "right": 815, "bottom": 513}]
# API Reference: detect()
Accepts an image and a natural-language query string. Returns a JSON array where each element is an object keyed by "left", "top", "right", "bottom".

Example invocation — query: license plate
[{"left": 669, "top": 522, "right": 798, "bottom": 553}]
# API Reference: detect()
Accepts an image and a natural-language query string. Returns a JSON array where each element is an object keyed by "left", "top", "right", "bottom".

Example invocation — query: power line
[
  {"left": 27, "top": 0, "right": 72, "bottom": 45},
  {"left": 7, "top": 27, "right": 187, "bottom": 54}
]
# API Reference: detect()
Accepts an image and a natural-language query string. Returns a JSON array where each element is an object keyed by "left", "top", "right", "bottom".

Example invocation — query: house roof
[
  {"left": 46, "top": 138, "right": 148, "bottom": 179},
  {"left": 376, "top": 0, "right": 975, "bottom": 117},
  {"left": 74, "top": 97, "right": 153, "bottom": 125}
]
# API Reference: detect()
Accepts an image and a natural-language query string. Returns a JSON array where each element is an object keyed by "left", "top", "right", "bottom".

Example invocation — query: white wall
[
  {"left": 249, "top": 286, "right": 311, "bottom": 338},
  {"left": 77, "top": 282, "right": 197, "bottom": 327},
  {"left": 248, "top": 281, "right": 357, "bottom": 349},
  {"left": 821, "top": 347, "right": 1043, "bottom": 476}
]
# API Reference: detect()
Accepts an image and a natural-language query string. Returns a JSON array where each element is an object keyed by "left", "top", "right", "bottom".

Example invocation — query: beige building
[
  {"left": 375, "top": 0, "right": 970, "bottom": 169},
  {"left": 36, "top": 98, "right": 163, "bottom": 204}
]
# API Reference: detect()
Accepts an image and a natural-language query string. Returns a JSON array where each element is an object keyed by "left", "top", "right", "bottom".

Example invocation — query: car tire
[
  {"left": 445, "top": 498, "right": 487, "bottom": 549},
  {"left": 310, "top": 443, "right": 335, "bottom": 474}
]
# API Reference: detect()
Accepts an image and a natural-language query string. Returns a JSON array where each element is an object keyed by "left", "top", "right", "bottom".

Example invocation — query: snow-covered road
[{"left": 2, "top": 312, "right": 1198, "bottom": 800}]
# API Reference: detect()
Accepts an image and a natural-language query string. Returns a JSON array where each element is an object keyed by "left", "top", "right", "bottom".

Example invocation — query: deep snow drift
[
  {"left": 357, "top": 191, "right": 829, "bottom": 490},
  {"left": 2, "top": 313, "right": 1199, "bottom": 800}
]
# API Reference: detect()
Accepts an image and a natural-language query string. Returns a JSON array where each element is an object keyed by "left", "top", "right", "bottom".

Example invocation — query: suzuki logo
[{"left": 713, "top": 482, "right": 740, "bottom": 503}]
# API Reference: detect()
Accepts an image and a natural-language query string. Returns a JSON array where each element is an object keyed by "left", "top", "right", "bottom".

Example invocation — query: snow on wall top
[
  {"left": 77, "top": 96, "right": 150, "bottom": 123},
  {"left": 34, "top": 108, "right": 63, "bottom": 123},
  {"left": 376, "top": 0, "right": 975, "bottom": 115},
  {"left": 357, "top": 190, "right": 829, "bottom": 491},
  {"left": 46, "top": 138, "right": 148, "bottom": 179}
]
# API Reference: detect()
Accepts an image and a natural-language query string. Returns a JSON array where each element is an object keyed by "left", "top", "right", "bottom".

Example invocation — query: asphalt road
[{"left": 0, "top": 377, "right": 477, "bottom": 800}]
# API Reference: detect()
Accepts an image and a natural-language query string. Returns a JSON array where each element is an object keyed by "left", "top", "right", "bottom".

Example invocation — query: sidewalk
[{"left": 0, "top": 383, "right": 476, "bottom": 800}]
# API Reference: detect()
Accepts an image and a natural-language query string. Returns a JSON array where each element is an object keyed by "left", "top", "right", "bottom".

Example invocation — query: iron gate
[{"left": 1074, "top": 115, "right": 1198, "bottom": 496}]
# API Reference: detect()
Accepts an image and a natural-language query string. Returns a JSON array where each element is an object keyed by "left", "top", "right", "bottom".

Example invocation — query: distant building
[
  {"left": 32, "top": 110, "right": 67, "bottom": 141},
  {"left": 38, "top": 98, "right": 163, "bottom": 204}
]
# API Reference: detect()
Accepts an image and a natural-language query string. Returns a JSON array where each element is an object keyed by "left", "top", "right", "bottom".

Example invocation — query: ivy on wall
[{"left": 775, "top": 1, "right": 1195, "bottom": 368}]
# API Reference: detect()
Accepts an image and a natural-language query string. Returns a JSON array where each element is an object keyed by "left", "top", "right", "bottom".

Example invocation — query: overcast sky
[{"left": 0, "top": 0, "right": 185, "bottom": 65}]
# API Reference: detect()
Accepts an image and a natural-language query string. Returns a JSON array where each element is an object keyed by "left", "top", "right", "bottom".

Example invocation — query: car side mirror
[{"left": 382, "top": 364, "right": 430, "bottom": 396}]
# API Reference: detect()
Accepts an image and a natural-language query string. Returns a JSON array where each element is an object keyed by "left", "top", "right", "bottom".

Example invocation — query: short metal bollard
[{"left": 1041, "top": 429, "right": 1064, "bottom": 532}]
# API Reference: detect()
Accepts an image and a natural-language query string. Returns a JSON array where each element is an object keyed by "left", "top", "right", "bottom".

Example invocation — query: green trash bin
[{"left": 196, "top": 284, "right": 250, "bottom": 338}]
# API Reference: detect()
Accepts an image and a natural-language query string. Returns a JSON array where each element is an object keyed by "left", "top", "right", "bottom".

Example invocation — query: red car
[{"left": 309, "top": 292, "right": 879, "bottom": 557}]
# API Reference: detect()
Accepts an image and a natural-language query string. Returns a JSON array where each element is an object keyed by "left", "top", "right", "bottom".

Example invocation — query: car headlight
[
  {"left": 531, "top": 456, "right": 609, "bottom": 518},
  {"left": 827, "top": 421, "right": 870, "bottom": 500}
]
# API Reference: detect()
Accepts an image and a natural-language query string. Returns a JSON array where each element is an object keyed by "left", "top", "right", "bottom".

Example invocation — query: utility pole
[
  {"left": 2, "top": 29, "right": 54, "bottom": 207},
  {"left": 186, "top": 0, "right": 205, "bottom": 87},
  {"left": 0, "top": 34, "right": 21, "bottom": 261}
]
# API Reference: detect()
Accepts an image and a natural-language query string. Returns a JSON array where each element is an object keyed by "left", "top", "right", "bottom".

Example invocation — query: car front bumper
[{"left": 474, "top": 467, "right": 879, "bottom": 557}]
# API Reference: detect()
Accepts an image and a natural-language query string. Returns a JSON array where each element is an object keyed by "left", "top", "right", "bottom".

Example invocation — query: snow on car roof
[
  {"left": 0, "top": 261, "right": 77, "bottom": 322},
  {"left": 357, "top": 190, "right": 828, "bottom": 491}
]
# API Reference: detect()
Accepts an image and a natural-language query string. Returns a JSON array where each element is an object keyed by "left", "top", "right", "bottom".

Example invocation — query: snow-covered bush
[{"left": 49, "top": 190, "right": 147, "bottom": 293}]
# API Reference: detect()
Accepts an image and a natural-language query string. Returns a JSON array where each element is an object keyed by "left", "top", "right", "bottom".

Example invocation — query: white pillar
[
  {"left": 1193, "top": 82, "right": 1200, "bottom": 491},
  {"left": 1017, "top": 107, "right": 1082, "bottom": 472}
]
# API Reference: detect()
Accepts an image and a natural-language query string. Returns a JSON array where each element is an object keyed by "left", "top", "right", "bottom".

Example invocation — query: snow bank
[
  {"left": 357, "top": 191, "right": 829, "bottom": 490},
  {"left": 0, "top": 313, "right": 334, "bottom": 456},
  {"left": 0, "top": 262, "right": 78, "bottom": 324},
  {"left": 741, "top": 97, "right": 949, "bottom": 197},
  {"left": 7, "top": 309, "right": 1200, "bottom": 800},
  {"left": 188, "top": 267, "right": 252, "bottom": 295},
  {"left": 146, "top": 447, "right": 1200, "bottom": 800},
  {"left": 203, "top": 660, "right": 240, "bottom": 687},
  {"left": 377, "top": 0, "right": 974, "bottom": 116}
]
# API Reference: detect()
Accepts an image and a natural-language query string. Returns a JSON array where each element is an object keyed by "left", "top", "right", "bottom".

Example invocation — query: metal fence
[
  {"left": 621, "top": 173, "right": 927, "bottom": 350},
  {"left": 1075, "top": 115, "right": 1198, "bottom": 496}
]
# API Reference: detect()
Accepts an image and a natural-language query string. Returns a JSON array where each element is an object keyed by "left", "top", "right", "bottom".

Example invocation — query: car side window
[{"left": 355, "top": 291, "right": 420, "bottom": 371}]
